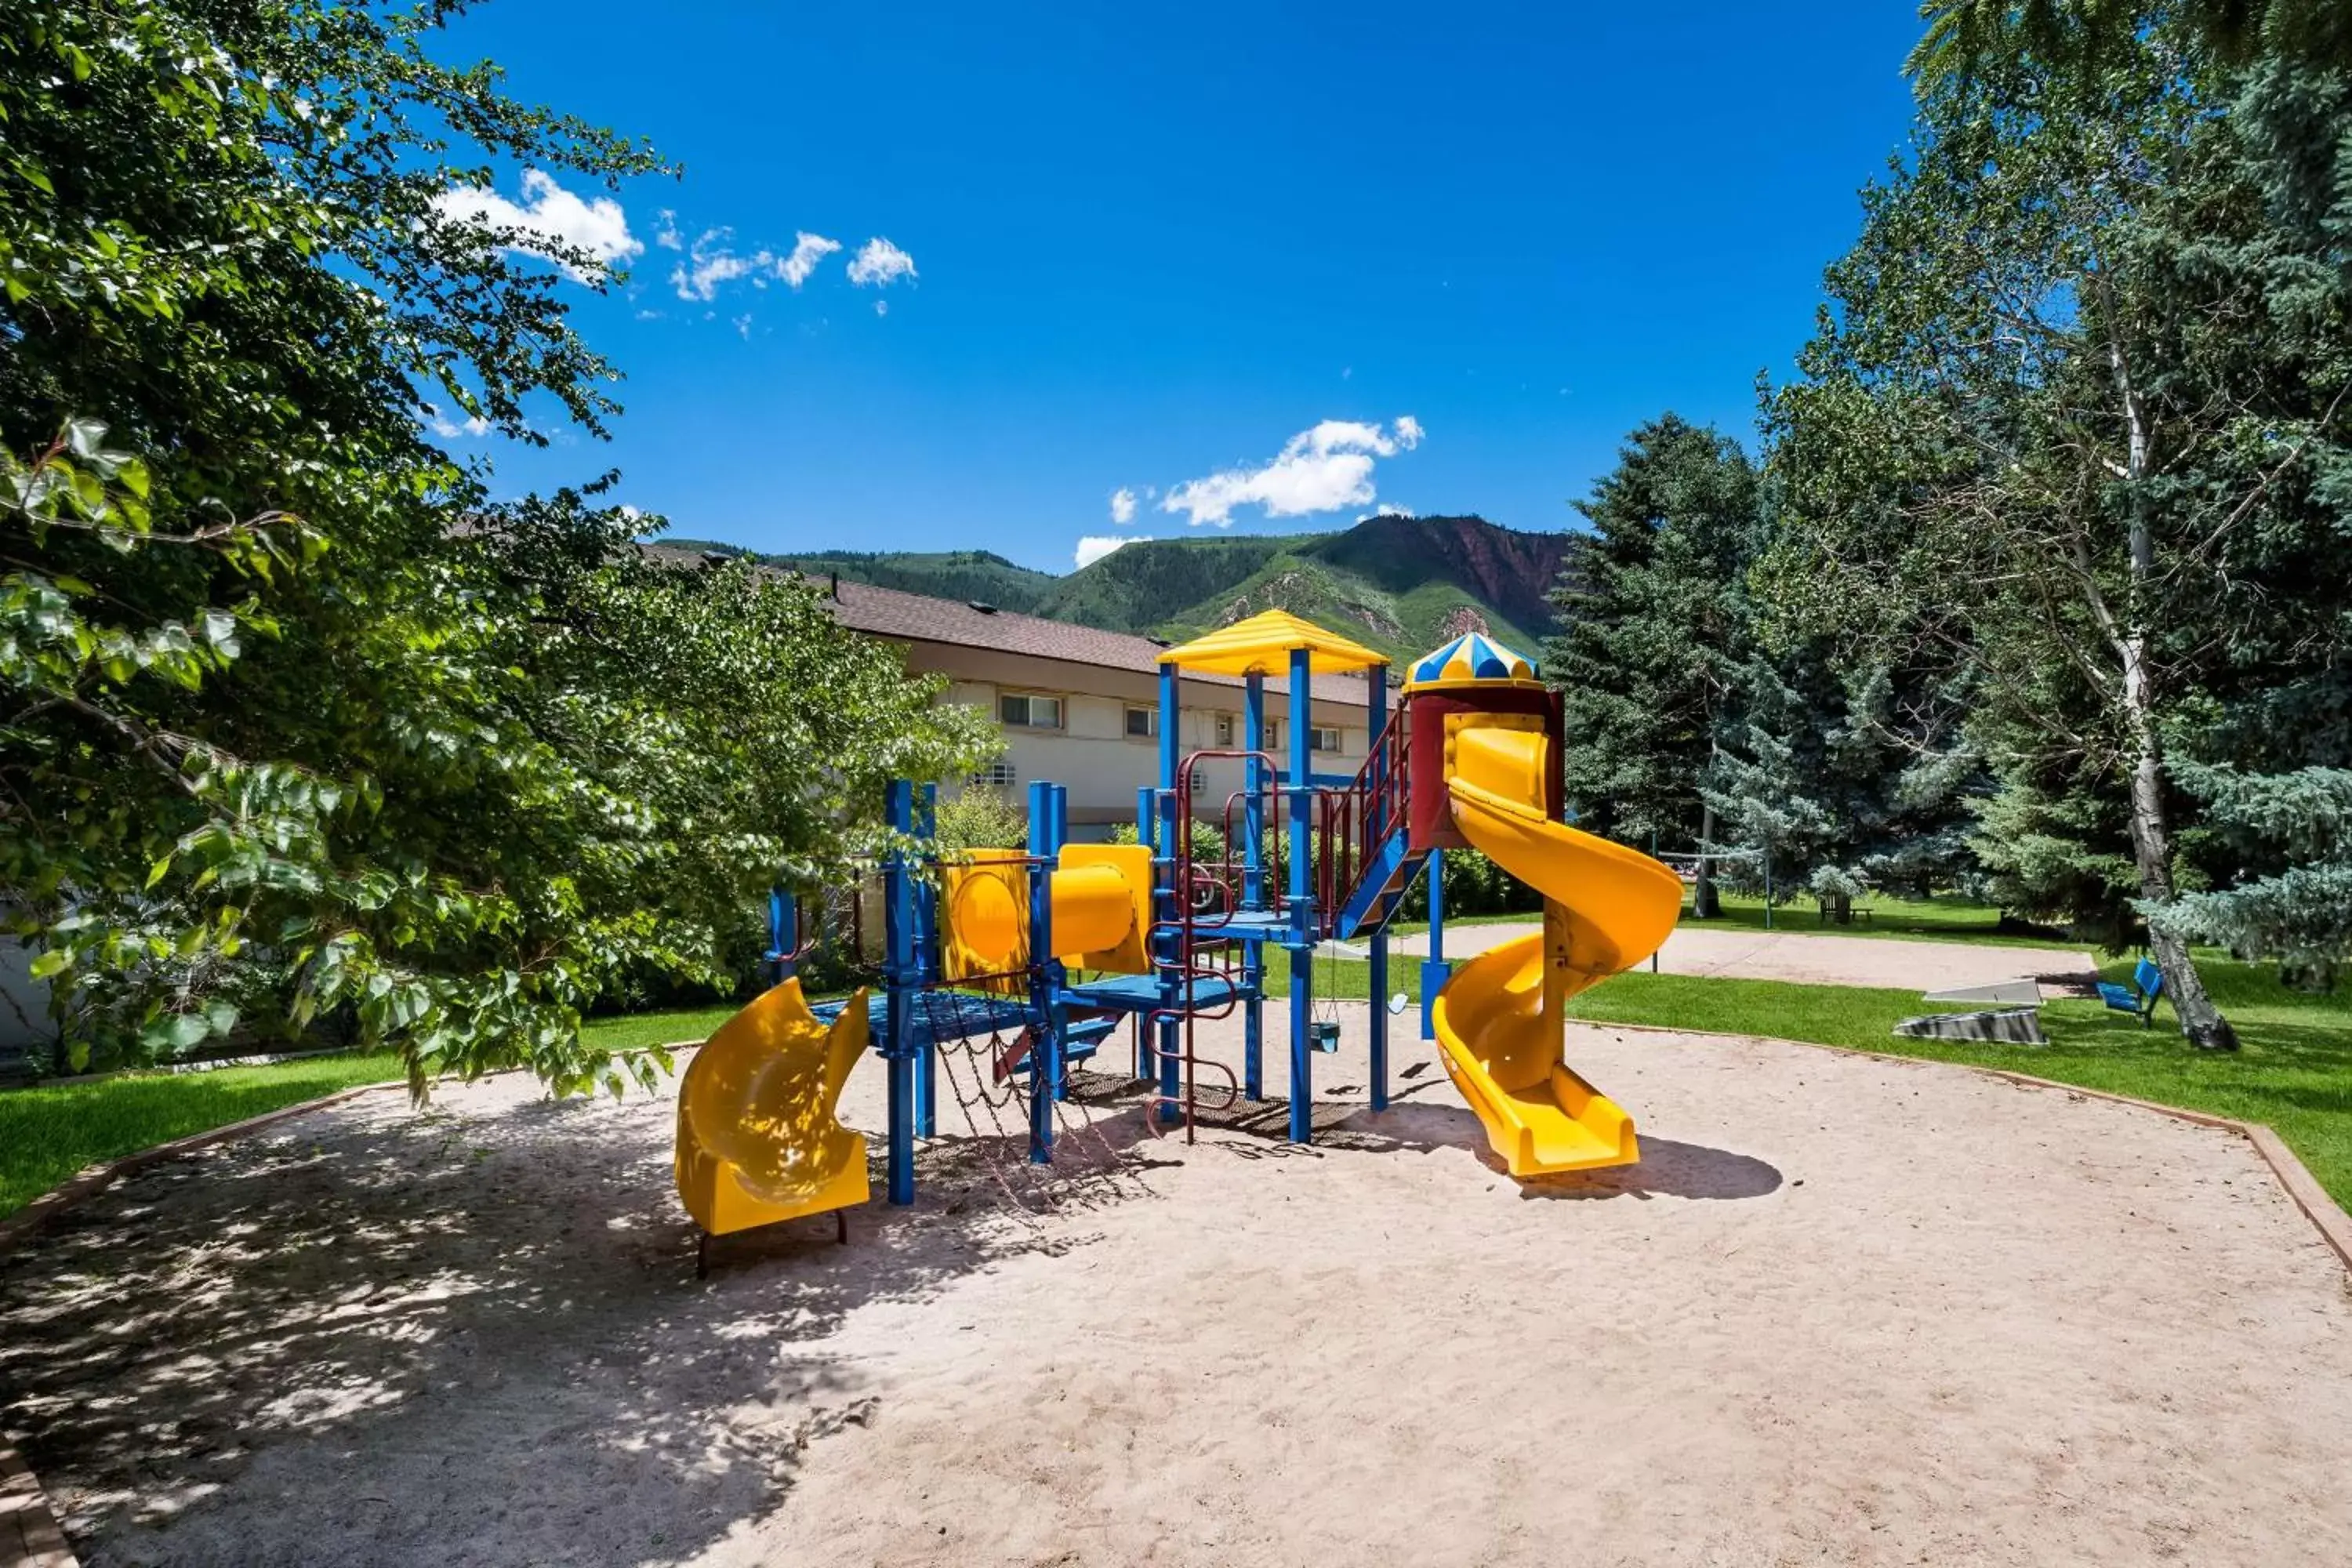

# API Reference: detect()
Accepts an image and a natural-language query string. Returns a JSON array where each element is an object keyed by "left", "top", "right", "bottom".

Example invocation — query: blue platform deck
[
  {"left": 1171, "top": 909, "right": 1293, "bottom": 939},
  {"left": 1061, "top": 972, "right": 1258, "bottom": 1014},
  {"left": 813, "top": 992, "right": 1035, "bottom": 1051}
]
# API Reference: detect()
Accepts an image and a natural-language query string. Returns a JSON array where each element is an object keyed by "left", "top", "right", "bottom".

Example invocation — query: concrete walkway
[{"left": 1391, "top": 921, "right": 2101, "bottom": 996}]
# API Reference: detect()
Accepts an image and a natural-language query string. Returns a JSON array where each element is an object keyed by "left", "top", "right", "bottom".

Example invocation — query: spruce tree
[
  {"left": 2151, "top": 764, "right": 2352, "bottom": 990},
  {"left": 1544, "top": 416, "right": 1756, "bottom": 916}
]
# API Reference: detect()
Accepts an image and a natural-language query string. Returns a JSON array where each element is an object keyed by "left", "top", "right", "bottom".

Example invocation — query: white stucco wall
[{"left": 906, "top": 641, "right": 1384, "bottom": 833}]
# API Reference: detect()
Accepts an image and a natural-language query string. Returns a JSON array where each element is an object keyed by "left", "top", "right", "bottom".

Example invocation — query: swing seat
[
  {"left": 2096, "top": 958, "right": 2165, "bottom": 1028},
  {"left": 1308, "top": 1019, "right": 1342, "bottom": 1053}
]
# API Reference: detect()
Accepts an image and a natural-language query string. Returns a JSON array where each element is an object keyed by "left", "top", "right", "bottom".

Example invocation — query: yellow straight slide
[{"left": 1430, "top": 723, "right": 1682, "bottom": 1176}]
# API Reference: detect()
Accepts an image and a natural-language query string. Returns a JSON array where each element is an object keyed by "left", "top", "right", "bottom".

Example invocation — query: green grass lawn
[
  {"left": 579, "top": 1006, "right": 741, "bottom": 1053},
  {"left": 1668, "top": 887, "right": 2087, "bottom": 949},
  {"left": 1383, "top": 889, "right": 2082, "bottom": 950},
  {"left": 1257, "top": 946, "right": 2352, "bottom": 1203},
  {"left": 0, "top": 1009, "right": 732, "bottom": 1223},
  {"left": 1561, "top": 956, "right": 2352, "bottom": 1207},
  {"left": 0, "top": 1051, "right": 405, "bottom": 1219}
]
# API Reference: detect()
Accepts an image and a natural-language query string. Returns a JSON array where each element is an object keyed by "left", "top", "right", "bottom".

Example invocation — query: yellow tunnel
[{"left": 939, "top": 843, "right": 1154, "bottom": 985}]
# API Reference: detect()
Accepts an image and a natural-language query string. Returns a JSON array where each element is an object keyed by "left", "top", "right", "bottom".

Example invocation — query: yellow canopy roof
[{"left": 1156, "top": 608, "right": 1388, "bottom": 677}]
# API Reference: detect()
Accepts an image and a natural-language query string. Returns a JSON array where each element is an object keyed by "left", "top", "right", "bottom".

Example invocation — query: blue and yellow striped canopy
[{"left": 1405, "top": 632, "right": 1539, "bottom": 691}]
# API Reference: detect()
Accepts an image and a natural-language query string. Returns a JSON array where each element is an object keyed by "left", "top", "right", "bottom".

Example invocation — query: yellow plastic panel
[
  {"left": 674, "top": 982, "right": 870, "bottom": 1236},
  {"left": 941, "top": 849, "right": 1029, "bottom": 990},
  {"left": 1055, "top": 844, "right": 1153, "bottom": 973}
]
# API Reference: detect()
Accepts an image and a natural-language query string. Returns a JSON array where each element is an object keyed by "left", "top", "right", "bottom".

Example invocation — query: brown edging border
[
  {"left": 1585, "top": 1018, "right": 2352, "bottom": 1275},
  {"left": 2, "top": 1436, "right": 74, "bottom": 1568}
]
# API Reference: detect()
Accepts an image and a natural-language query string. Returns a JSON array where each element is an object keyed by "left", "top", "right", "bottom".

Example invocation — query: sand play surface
[{"left": 3, "top": 1007, "right": 2350, "bottom": 1567}]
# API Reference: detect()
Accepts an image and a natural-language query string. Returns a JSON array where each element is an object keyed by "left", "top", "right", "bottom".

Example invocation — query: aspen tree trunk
[{"left": 2106, "top": 310, "right": 2238, "bottom": 1049}]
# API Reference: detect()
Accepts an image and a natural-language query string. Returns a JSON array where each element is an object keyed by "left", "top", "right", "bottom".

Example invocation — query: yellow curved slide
[
  {"left": 1430, "top": 723, "right": 1682, "bottom": 1176},
  {"left": 675, "top": 980, "right": 870, "bottom": 1247}
]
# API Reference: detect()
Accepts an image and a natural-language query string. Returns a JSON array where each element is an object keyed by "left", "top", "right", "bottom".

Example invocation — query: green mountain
[
  {"left": 666, "top": 544, "right": 1062, "bottom": 613},
  {"left": 1044, "top": 514, "right": 1573, "bottom": 662},
  {"left": 676, "top": 514, "right": 1577, "bottom": 666}
]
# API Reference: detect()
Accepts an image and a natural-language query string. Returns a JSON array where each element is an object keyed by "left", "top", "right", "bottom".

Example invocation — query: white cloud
[
  {"left": 1357, "top": 504, "right": 1415, "bottom": 521},
  {"left": 654, "top": 209, "right": 682, "bottom": 250},
  {"left": 873, "top": 299, "right": 888, "bottom": 318},
  {"left": 779, "top": 231, "right": 842, "bottom": 288},
  {"left": 1109, "top": 487, "right": 1138, "bottom": 524},
  {"left": 848, "top": 237, "right": 917, "bottom": 288},
  {"left": 732, "top": 314, "right": 754, "bottom": 339},
  {"left": 433, "top": 169, "right": 641, "bottom": 283},
  {"left": 422, "top": 404, "right": 490, "bottom": 440},
  {"left": 1075, "top": 534, "right": 1141, "bottom": 568},
  {"left": 671, "top": 228, "right": 774, "bottom": 301},
  {"left": 1160, "top": 417, "right": 1427, "bottom": 528}
]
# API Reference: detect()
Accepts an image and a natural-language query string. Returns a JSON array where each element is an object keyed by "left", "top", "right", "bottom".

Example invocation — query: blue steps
[{"left": 1333, "top": 826, "right": 1427, "bottom": 939}]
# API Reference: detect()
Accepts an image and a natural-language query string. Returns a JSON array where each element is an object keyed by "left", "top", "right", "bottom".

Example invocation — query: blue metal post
[
  {"left": 1287, "top": 648, "right": 1314, "bottom": 1143},
  {"left": 1155, "top": 663, "right": 1181, "bottom": 1123},
  {"left": 884, "top": 781, "right": 916, "bottom": 1205},
  {"left": 1243, "top": 672, "right": 1265, "bottom": 1099},
  {"left": 1421, "top": 849, "right": 1447, "bottom": 1042},
  {"left": 768, "top": 887, "right": 795, "bottom": 988},
  {"left": 914, "top": 783, "right": 938, "bottom": 1138},
  {"left": 1367, "top": 663, "right": 1389, "bottom": 1111},
  {"left": 1025, "top": 780, "right": 1057, "bottom": 1163},
  {"left": 1047, "top": 784, "right": 1072, "bottom": 1102}
]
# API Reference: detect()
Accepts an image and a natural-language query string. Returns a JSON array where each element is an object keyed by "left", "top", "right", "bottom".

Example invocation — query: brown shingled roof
[
  {"left": 640, "top": 542, "right": 1392, "bottom": 706},
  {"left": 826, "top": 579, "right": 1387, "bottom": 705}
]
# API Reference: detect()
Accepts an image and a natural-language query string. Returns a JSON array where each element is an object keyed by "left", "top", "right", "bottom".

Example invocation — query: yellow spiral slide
[{"left": 1429, "top": 722, "right": 1683, "bottom": 1176}]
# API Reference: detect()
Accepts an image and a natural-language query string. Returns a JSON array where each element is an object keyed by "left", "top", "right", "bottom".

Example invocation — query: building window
[
  {"left": 1214, "top": 713, "right": 1235, "bottom": 746},
  {"left": 1308, "top": 726, "right": 1343, "bottom": 755},
  {"left": 1124, "top": 705, "right": 1158, "bottom": 739},
  {"left": 1260, "top": 720, "right": 1279, "bottom": 750},
  {"left": 970, "top": 760, "right": 1017, "bottom": 789},
  {"left": 998, "top": 691, "right": 1063, "bottom": 729}
]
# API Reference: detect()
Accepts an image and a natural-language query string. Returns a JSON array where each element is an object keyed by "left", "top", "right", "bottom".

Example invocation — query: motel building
[{"left": 822, "top": 579, "right": 1395, "bottom": 840}]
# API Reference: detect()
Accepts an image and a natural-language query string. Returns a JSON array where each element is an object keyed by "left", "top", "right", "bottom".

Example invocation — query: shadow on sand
[
  {"left": 1162, "top": 1090, "right": 1783, "bottom": 1201},
  {"left": 0, "top": 1081, "right": 1156, "bottom": 1568}
]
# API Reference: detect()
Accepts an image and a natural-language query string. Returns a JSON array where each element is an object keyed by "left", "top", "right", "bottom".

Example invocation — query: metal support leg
[
  {"left": 1370, "top": 931, "right": 1389, "bottom": 1111},
  {"left": 916, "top": 1040, "right": 936, "bottom": 1138},
  {"left": 887, "top": 1051, "right": 915, "bottom": 1204},
  {"left": 1244, "top": 986, "right": 1264, "bottom": 1101},
  {"left": 1289, "top": 945, "right": 1312, "bottom": 1142}
]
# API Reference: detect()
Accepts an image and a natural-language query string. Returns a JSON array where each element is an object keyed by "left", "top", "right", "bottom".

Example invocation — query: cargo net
[{"left": 913, "top": 983, "right": 1143, "bottom": 1218}]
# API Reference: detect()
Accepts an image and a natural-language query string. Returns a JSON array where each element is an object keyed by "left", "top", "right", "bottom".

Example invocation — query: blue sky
[{"left": 444, "top": 2, "right": 1927, "bottom": 574}]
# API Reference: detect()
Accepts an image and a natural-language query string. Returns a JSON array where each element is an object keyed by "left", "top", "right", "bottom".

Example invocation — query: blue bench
[{"left": 2096, "top": 958, "right": 2165, "bottom": 1028}]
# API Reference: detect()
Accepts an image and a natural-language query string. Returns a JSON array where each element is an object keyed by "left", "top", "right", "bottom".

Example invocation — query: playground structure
[{"left": 674, "top": 612, "right": 1686, "bottom": 1252}]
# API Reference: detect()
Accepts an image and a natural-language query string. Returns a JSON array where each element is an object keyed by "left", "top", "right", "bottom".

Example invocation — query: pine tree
[
  {"left": 2153, "top": 764, "right": 2352, "bottom": 990},
  {"left": 1544, "top": 416, "right": 1756, "bottom": 915},
  {"left": 1704, "top": 646, "right": 1980, "bottom": 919}
]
